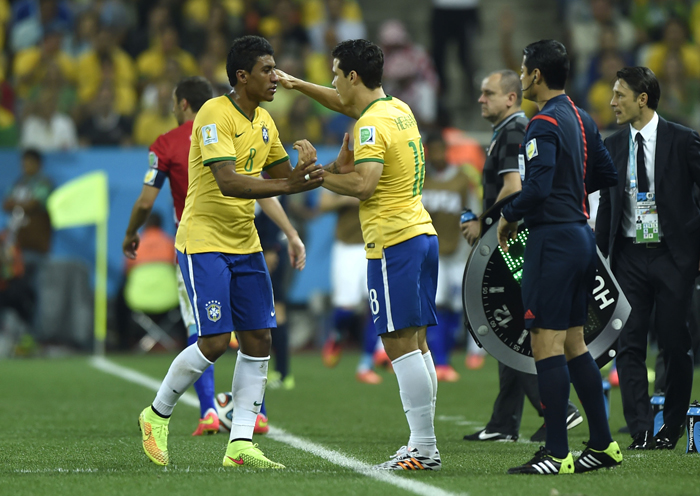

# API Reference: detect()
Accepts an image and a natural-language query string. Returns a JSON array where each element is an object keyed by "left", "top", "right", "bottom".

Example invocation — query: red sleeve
[{"left": 149, "top": 134, "right": 170, "bottom": 173}]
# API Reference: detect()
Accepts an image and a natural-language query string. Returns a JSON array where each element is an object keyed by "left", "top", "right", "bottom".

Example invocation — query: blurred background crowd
[{"left": 1, "top": 0, "right": 700, "bottom": 368}]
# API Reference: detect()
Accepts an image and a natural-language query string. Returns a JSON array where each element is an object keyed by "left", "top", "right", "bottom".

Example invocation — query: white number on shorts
[{"left": 369, "top": 289, "right": 380, "bottom": 315}]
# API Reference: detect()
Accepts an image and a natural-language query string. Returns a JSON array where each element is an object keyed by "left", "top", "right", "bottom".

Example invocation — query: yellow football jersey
[
  {"left": 353, "top": 96, "right": 436, "bottom": 259},
  {"left": 175, "top": 94, "right": 289, "bottom": 254}
]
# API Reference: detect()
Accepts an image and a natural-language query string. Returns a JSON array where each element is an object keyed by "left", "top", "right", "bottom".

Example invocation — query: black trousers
[
  {"left": 486, "top": 361, "right": 542, "bottom": 435},
  {"left": 613, "top": 237, "right": 694, "bottom": 437}
]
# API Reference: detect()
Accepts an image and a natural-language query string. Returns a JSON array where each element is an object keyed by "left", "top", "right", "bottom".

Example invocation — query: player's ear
[{"left": 236, "top": 69, "right": 247, "bottom": 85}]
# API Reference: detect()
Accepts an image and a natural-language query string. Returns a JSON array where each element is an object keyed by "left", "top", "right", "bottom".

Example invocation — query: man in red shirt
[{"left": 123, "top": 77, "right": 307, "bottom": 436}]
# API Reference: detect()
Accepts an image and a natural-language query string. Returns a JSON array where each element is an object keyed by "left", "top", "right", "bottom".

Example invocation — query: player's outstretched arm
[
  {"left": 210, "top": 157, "right": 323, "bottom": 199},
  {"left": 322, "top": 160, "right": 382, "bottom": 201},
  {"left": 123, "top": 185, "right": 159, "bottom": 259},
  {"left": 275, "top": 69, "right": 360, "bottom": 119},
  {"left": 257, "top": 197, "right": 306, "bottom": 270}
]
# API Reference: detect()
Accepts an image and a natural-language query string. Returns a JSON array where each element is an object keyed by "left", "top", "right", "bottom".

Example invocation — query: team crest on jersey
[
  {"left": 526, "top": 139, "right": 538, "bottom": 160},
  {"left": 205, "top": 300, "right": 222, "bottom": 322},
  {"left": 261, "top": 125, "right": 269, "bottom": 144},
  {"left": 202, "top": 124, "right": 218, "bottom": 145},
  {"left": 359, "top": 126, "right": 375, "bottom": 145}
]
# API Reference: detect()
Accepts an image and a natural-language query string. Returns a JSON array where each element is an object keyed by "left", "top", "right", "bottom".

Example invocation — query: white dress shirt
[{"left": 621, "top": 112, "right": 663, "bottom": 238}]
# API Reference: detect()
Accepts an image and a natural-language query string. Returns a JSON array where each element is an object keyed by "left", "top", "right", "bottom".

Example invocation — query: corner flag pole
[{"left": 94, "top": 218, "right": 108, "bottom": 355}]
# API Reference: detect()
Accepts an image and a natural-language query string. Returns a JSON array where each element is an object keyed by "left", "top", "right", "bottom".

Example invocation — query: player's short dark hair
[
  {"left": 616, "top": 66, "right": 660, "bottom": 110},
  {"left": 226, "top": 36, "right": 274, "bottom": 87},
  {"left": 145, "top": 212, "right": 162, "bottom": 229},
  {"left": 523, "top": 40, "right": 569, "bottom": 90},
  {"left": 175, "top": 76, "right": 214, "bottom": 111},
  {"left": 331, "top": 39, "right": 383, "bottom": 90},
  {"left": 494, "top": 70, "right": 522, "bottom": 105},
  {"left": 22, "top": 148, "right": 42, "bottom": 164}
]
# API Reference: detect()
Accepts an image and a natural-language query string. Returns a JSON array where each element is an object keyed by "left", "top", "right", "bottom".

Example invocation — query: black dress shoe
[
  {"left": 628, "top": 430, "right": 656, "bottom": 450},
  {"left": 654, "top": 424, "right": 682, "bottom": 450}
]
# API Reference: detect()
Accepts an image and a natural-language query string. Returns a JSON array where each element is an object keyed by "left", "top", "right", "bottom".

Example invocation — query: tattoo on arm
[
  {"left": 210, "top": 160, "right": 235, "bottom": 174},
  {"left": 323, "top": 161, "right": 339, "bottom": 174}
]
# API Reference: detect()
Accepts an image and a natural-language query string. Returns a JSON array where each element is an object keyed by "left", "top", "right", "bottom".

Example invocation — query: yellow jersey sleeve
[
  {"left": 353, "top": 114, "right": 390, "bottom": 165},
  {"left": 195, "top": 102, "right": 237, "bottom": 166}
]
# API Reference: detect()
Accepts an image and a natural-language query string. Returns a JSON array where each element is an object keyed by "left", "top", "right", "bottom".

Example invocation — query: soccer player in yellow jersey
[
  {"left": 276, "top": 39, "right": 442, "bottom": 471},
  {"left": 137, "top": 36, "right": 323, "bottom": 469}
]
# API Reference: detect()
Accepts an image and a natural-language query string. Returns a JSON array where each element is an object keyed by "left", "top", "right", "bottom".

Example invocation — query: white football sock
[
  {"left": 422, "top": 351, "right": 438, "bottom": 422},
  {"left": 392, "top": 349, "right": 437, "bottom": 457},
  {"left": 152, "top": 343, "right": 214, "bottom": 417},
  {"left": 229, "top": 351, "right": 269, "bottom": 441}
]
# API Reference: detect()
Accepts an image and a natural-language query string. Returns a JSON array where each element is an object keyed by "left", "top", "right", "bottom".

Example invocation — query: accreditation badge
[
  {"left": 634, "top": 192, "right": 659, "bottom": 244},
  {"left": 518, "top": 153, "right": 525, "bottom": 181}
]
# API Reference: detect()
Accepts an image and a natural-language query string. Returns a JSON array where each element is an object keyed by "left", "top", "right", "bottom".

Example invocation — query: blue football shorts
[
  {"left": 366, "top": 234, "right": 439, "bottom": 335},
  {"left": 177, "top": 250, "right": 276, "bottom": 336},
  {"left": 521, "top": 222, "right": 596, "bottom": 330}
]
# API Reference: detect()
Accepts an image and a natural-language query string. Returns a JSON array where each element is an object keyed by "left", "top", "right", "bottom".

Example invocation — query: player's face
[
  {"left": 520, "top": 56, "right": 535, "bottom": 101},
  {"left": 331, "top": 58, "right": 352, "bottom": 106},
  {"left": 247, "top": 54, "right": 278, "bottom": 103},
  {"left": 478, "top": 74, "right": 509, "bottom": 124},
  {"left": 610, "top": 78, "right": 642, "bottom": 126}
]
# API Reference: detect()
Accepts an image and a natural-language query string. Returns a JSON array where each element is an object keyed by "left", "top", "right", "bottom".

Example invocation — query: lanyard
[{"left": 628, "top": 131, "right": 637, "bottom": 190}]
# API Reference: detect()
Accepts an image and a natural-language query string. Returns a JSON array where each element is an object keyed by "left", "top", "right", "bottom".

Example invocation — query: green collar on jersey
[{"left": 360, "top": 95, "right": 393, "bottom": 117}]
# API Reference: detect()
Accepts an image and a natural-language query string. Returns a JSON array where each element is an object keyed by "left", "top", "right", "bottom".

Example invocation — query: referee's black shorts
[{"left": 521, "top": 221, "right": 596, "bottom": 330}]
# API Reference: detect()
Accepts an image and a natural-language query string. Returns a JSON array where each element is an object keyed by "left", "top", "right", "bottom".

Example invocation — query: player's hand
[
  {"left": 333, "top": 133, "right": 355, "bottom": 174},
  {"left": 293, "top": 139, "right": 317, "bottom": 166},
  {"left": 274, "top": 69, "right": 298, "bottom": 90},
  {"left": 497, "top": 216, "right": 518, "bottom": 253},
  {"left": 461, "top": 220, "right": 481, "bottom": 245},
  {"left": 123, "top": 232, "right": 140, "bottom": 259},
  {"left": 287, "top": 232, "right": 306, "bottom": 270}
]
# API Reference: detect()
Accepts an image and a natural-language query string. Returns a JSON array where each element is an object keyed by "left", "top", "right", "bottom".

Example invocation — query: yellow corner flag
[{"left": 47, "top": 171, "right": 109, "bottom": 355}]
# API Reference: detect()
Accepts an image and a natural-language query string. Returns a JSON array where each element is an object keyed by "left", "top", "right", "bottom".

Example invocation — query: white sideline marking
[{"left": 90, "top": 356, "right": 466, "bottom": 496}]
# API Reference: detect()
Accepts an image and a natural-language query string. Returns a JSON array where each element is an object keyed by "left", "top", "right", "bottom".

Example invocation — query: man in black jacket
[{"left": 596, "top": 66, "right": 700, "bottom": 450}]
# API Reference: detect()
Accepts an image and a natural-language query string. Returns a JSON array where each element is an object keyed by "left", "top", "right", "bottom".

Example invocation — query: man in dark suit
[{"left": 596, "top": 66, "right": 700, "bottom": 450}]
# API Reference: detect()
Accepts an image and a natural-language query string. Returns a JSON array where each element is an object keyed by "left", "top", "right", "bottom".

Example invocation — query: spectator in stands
[
  {"left": 584, "top": 23, "right": 634, "bottom": 93},
  {"left": 124, "top": 4, "right": 172, "bottom": 59},
  {"left": 20, "top": 87, "right": 78, "bottom": 151},
  {"left": 644, "top": 17, "right": 700, "bottom": 79},
  {"left": 77, "top": 27, "right": 136, "bottom": 115},
  {"left": 13, "top": 24, "right": 75, "bottom": 100},
  {"left": 631, "top": 0, "right": 689, "bottom": 45},
  {"left": 656, "top": 51, "right": 700, "bottom": 130},
  {"left": 586, "top": 51, "right": 625, "bottom": 130},
  {"left": 265, "top": 0, "right": 310, "bottom": 58},
  {"left": 136, "top": 25, "right": 199, "bottom": 86},
  {"left": 430, "top": 0, "right": 480, "bottom": 104},
  {"left": 307, "top": 0, "right": 366, "bottom": 53},
  {"left": 132, "top": 81, "right": 177, "bottom": 146},
  {"left": 62, "top": 9, "right": 98, "bottom": 57},
  {"left": 197, "top": 31, "right": 229, "bottom": 90},
  {"left": 10, "top": 0, "right": 72, "bottom": 52},
  {"left": 278, "top": 94, "right": 324, "bottom": 144},
  {"left": 78, "top": 83, "right": 133, "bottom": 147},
  {"left": 26, "top": 60, "right": 76, "bottom": 119},
  {"left": 379, "top": 19, "right": 439, "bottom": 127},
  {"left": 568, "top": 0, "right": 634, "bottom": 91}
]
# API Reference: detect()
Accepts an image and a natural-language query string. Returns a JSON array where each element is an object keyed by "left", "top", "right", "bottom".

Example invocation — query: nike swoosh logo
[
  {"left": 271, "top": 311, "right": 275, "bottom": 317},
  {"left": 478, "top": 430, "right": 504, "bottom": 440},
  {"left": 235, "top": 132, "right": 245, "bottom": 138},
  {"left": 253, "top": 401, "right": 262, "bottom": 406},
  {"left": 373, "top": 316, "right": 379, "bottom": 323},
  {"left": 200, "top": 416, "right": 216, "bottom": 426},
  {"left": 227, "top": 456, "right": 244, "bottom": 465}
]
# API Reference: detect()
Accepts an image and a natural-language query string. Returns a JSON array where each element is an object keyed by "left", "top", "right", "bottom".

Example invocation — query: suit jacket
[{"left": 596, "top": 116, "right": 700, "bottom": 276}]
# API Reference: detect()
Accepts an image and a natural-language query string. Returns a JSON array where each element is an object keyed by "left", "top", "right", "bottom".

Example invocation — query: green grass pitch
[{"left": 1, "top": 350, "right": 699, "bottom": 496}]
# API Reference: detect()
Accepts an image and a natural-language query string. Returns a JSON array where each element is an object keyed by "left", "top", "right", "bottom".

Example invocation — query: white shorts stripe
[
  {"left": 186, "top": 254, "right": 202, "bottom": 337},
  {"left": 381, "top": 252, "right": 395, "bottom": 332}
]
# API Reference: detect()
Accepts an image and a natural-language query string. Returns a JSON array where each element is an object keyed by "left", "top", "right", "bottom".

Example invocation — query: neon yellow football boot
[
  {"left": 223, "top": 440, "right": 285, "bottom": 468},
  {"left": 138, "top": 406, "right": 169, "bottom": 466}
]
